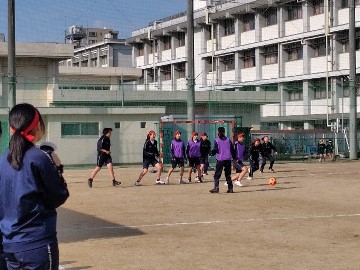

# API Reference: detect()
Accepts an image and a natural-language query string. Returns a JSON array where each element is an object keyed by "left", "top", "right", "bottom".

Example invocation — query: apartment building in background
[{"left": 127, "top": 0, "right": 360, "bottom": 131}]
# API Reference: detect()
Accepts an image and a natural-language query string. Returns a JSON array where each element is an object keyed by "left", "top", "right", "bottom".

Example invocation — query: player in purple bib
[
  {"left": 210, "top": 127, "right": 235, "bottom": 193},
  {"left": 165, "top": 130, "right": 187, "bottom": 184},
  {"left": 186, "top": 132, "right": 202, "bottom": 182}
]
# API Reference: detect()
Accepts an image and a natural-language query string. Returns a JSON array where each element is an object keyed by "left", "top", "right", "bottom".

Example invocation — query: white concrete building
[
  {"left": 0, "top": 42, "right": 163, "bottom": 165},
  {"left": 127, "top": 0, "right": 360, "bottom": 131}
]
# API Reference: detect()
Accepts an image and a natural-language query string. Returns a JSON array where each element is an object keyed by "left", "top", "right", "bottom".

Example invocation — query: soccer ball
[{"left": 268, "top": 177, "right": 277, "bottom": 186}]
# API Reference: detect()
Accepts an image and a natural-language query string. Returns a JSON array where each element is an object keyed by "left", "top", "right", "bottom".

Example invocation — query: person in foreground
[
  {"left": 0, "top": 103, "right": 69, "bottom": 270},
  {"left": 210, "top": 127, "right": 235, "bottom": 193}
]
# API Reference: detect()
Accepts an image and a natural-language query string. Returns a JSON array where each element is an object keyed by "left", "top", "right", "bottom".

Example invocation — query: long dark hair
[{"left": 8, "top": 103, "right": 44, "bottom": 170}]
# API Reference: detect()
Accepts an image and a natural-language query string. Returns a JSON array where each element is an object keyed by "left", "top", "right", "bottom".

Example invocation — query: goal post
[{"left": 159, "top": 119, "right": 235, "bottom": 164}]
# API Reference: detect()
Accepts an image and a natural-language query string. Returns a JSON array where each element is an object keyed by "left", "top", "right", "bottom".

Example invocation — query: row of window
[
  {"left": 137, "top": 33, "right": 185, "bottom": 56},
  {"left": 217, "top": 0, "right": 360, "bottom": 36},
  {"left": 286, "top": 78, "right": 360, "bottom": 101},
  {"left": 59, "top": 85, "right": 111, "bottom": 91},
  {"left": 145, "top": 62, "right": 186, "bottom": 81},
  {"left": 61, "top": 122, "right": 148, "bottom": 136}
]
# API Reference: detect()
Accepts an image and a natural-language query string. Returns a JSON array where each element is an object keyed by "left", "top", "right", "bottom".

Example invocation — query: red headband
[{"left": 10, "top": 109, "right": 40, "bottom": 142}]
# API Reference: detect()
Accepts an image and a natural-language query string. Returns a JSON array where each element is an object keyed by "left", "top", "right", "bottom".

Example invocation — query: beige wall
[{"left": 43, "top": 109, "right": 164, "bottom": 165}]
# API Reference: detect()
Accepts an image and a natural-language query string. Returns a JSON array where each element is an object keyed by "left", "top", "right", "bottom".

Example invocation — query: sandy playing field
[{"left": 58, "top": 160, "right": 360, "bottom": 270}]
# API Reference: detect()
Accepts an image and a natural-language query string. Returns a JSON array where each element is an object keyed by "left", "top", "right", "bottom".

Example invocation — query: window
[
  {"left": 176, "top": 32, "right": 185, "bottom": 47},
  {"left": 151, "top": 40, "right": 158, "bottom": 53},
  {"left": 336, "top": 30, "right": 360, "bottom": 53},
  {"left": 88, "top": 31, "right": 97, "bottom": 37},
  {"left": 286, "top": 81, "right": 303, "bottom": 101},
  {"left": 140, "top": 122, "right": 146, "bottom": 128},
  {"left": 175, "top": 62, "right": 186, "bottom": 78},
  {"left": 138, "top": 43, "right": 144, "bottom": 56},
  {"left": 147, "top": 68, "right": 158, "bottom": 82},
  {"left": 289, "top": 90, "right": 303, "bottom": 101},
  {"left": 262, "top": 45, "right": 278, "bottom": 65},
  {"left": 161, "top": 65, "right": 171, "bottom": 80},
  {"left": 284, "top": 42, "right": 303, "bottom": 61},
  {"left": 312, "top": 79, "right": 330, "bottom": 99},
  {"left": 163, "top": 36, "right": 171, "bottom": 50},
  {"left": 241, "top": 85, "right": 256, "bottom": 91},
  {"left": 205, "top": 57, "right": 216, "bottom": 72},
  {"left": 263, "top": 84, "right": 278, "bottom": 92},
  {"left": 243, "top": 14, "right": 255, "bottom": 32},
  {"left": 61, "top": 122, "right": 98, "bottom": 136},
  {"left": 311, "top": 38, "right": 329, "bottom": 57},
  {"left": 100, "top": 56, "right": 108, "bottom": 65},
  {"left": 264, "top": 8, "right": 277, "bottom": 26},
  {"left": 287, "top": 3, "right": 302, "bottom": 20},
  {"left": 220, "top": 54, "right": 235, "bottom": 71},
  {"left": 343, "top": 76, "right": 360, "bottom": 97},
  {"left": 313, "top": 0, "right": 324, "bottom": 15},
  {"left": 341, "top": 0, "right": 360, "bottom": 8},
  {"left": 241, "top": 49, "right": 255, "bottom": 68},
  {"left": 224, "top": 19, "right": 235, "bottom": 36}
]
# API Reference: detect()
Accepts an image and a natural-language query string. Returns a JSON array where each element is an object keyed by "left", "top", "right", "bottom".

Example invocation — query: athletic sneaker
[
  {"left": 269, "top": 168, "right": 274, "bottom": 172},
  {"left": 226, "top": 188, "right": 234, "bottom": 193},
  {"left": 134, "top": 180, "right": 141, "bottom": 186},
  {"left": 246, "top": 176, "right": 253, "bottom": 180},
  {"left": 195, "top": 176, "right": 199, "bottom": 181},
  {"left": 112, "top": 180, "right": 121, "bottom": 186},
  {"left": 88, "top": 178, "right": 93, "bottom": 188},
  {"left": 155, "top": 179, "right": 166, "bottom": 185},
  {"left": 197, "top": 177, "right": 204, "bottom": 183},
  {"left": 179, "top": 179, "right": 187, "bottom": 184},
  {"left": 166, "top": 178, "right": 170, "bottom": 185},
  {"left": 234, "top": 180, "right": 243, "bottom": 187}
]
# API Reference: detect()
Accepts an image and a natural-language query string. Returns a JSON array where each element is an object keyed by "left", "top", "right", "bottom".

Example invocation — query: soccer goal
[{"left": 159, "top": 118, "right": 235, "bottom": 164}]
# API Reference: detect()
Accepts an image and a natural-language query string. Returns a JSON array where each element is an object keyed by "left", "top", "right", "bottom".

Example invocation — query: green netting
[{"left": 0, "top": 120, "right": 10, "bottom": 155}]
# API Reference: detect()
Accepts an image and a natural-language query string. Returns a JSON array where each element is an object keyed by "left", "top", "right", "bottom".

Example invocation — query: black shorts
[
  {"left": 171, "top": 157, "right": 185, "bottom": 169},
  {"left": 200, "top": 156, "right": 209, "bottom": 165},
  {"left": 97, "top": 154, "right": 112, "bottom": 167},
  {"left": 233, "top": 160, "right": 246, "bottom": 173},
  {"left": 188, "top": 157, "right": 200, "bottom": 167},
  {"left": 143, "top": 158, "right": 158, "bottom": 169}
]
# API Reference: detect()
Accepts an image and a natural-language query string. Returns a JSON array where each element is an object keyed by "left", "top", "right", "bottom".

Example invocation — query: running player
[
  {"left": 209, "top": 127, "right": 235, "bottom": 193},
  {"left": 165, "top": 130, "right": 187, "bottom": 184},
  {"left": 317, "top": 139, "right": 326, "bottom": 162},
  {"left": 260, "top": 135, "right": 277, "bottom": 173},
  {"left": 231, "top": 133, "right": 248, "bottom": 186},
  {"left": 135, "top": 130, "right": 165, "bottom": 186},
  {"left": 326, "top": 139, "right": 335, "bottom": 161},
  {"left": 88, "top": 128, "right": 121, "bottom": 188},
  {"left": 200, "top": 132, "right": 211, "bottom": 178},
  {"left": 247, "top": 138, "right": 262, "bottom": 180}
]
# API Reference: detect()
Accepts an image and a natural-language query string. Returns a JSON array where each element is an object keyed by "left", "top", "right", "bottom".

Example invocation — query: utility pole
[
  {"left": 348, "top": 0, "right": 358, "bottom": 159},
  {"left": 8, "top": 0, "right": 16, "bottom": 108},
  {"left": 187, "top": 0, "right": 195, "bottom": 136}
]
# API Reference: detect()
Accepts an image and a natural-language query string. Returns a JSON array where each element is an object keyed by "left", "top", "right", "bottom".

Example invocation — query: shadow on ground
[
  {"left": 59, "top": 261, "right": 92, "bottom": 270},
  {"left": 57, "top": 207, "right": 144, "bottom": 244}
]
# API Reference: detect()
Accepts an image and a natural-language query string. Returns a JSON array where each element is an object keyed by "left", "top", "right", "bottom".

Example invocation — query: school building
[{"left": 0, "top": 41, "right": 164, "bottom": 165}]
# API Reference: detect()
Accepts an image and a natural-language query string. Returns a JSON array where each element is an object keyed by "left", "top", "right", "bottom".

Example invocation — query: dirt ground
[{"left": 58, "top": 160, "right": 360, "bottom": 270}]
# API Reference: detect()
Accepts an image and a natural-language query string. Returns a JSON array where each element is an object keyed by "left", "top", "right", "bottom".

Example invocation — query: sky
[{"left": 0, "top": 0, "right": 187, "bottom": 43}]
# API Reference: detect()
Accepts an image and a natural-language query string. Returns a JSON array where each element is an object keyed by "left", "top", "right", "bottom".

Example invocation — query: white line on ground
[{"left": 61, "top": 213, "right": 360, "bottom": 231}]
